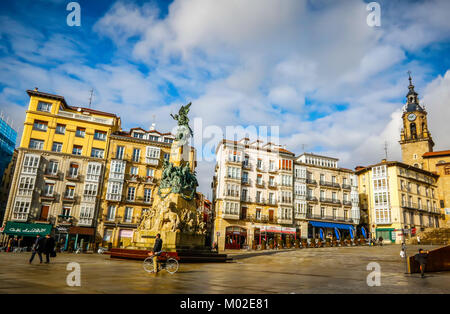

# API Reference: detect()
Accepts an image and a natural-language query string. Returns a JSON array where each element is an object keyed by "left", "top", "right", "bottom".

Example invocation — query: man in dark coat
[
  {"left": 414, "top": 248, "right": 429, "bottom": 278},
  {"left": 151, "top": 233, "right": 163, "bottom": 273},
  {"left": 43, "top": 234, "right": 55, "bottom": 263},
  {"left": 29, "top": 235, "right": 44, "bottom": 264}
]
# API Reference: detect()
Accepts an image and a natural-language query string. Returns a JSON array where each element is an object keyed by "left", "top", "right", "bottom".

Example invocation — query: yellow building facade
[
  {"left": 1, "top": 89, "right": 121, "bottom": 249},
  {"left": 97, "top": 127, "right": 195, "bottom": 248},
  {"left": 357, "top": 161, "right": 440, "bottom": 243}
]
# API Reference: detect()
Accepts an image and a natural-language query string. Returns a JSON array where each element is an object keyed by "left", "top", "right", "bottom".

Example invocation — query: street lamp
[{"left": 402, "top": 225, "right": 408, "bottom": 274}]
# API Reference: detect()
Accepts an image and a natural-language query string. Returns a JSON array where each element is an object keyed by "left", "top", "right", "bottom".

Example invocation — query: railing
[
  {"left": 223, "top": 191, "right": 240, "bottom": 198},
  {"left": 106, "top": 193, "right": 122, "bottom": 201},
  {"left": 57, "top": 215, "right": 74, "bottom": 223},
  {"left": 343, "top": 200, "right": 352, "bottom": 206},
  {"left": 66, "top": 170, "right": 81, "bottom": 180},
  {"left": 58, "top": 110, "right": 114, "bottom": 125},
  {"left": 62, "top": 194, "right": 77, "bottom": 202},
  {"left": 306, "top": 195, "right": 318, "bottom": 202},
  {"left": 78, "top": 218, "right": 93, "bottom": 226},
  {"left": 306, "top": 213, "right": 353, "bottom": 223},
  {"left": 243, "top": 214, "right": 273, "bottom": 224},
  {"left": 267, "top": 199, "right": 277, "bottom": 206},
  {"left": 255, "top": 198, "right": 266, "bottom": 205},
  {"left": 241, "top": 178, "right": 252, "bottom": 185},
  {"left": 255, "top": 181, "right": 265, "bottom": 188},
  {"left": 44, "top": 171, "right": 61, "bottom": 179},
  {"left": 306, "top": 178, "right": 317, "bottom": 185},
  {"left": 268, "top": 182, "right": 277, "bottom": 188},
  {"left": 222, "top": 212, "right": 240, "bottom": 220},
  {"left": 242, "top": 162, "right": 252, "bottom": 170},
  {"left": 319, "top": 181, "right": 341, "bottom": 189},
  {"left": 241, "top": 196, "right": 252, "bottom": 202},
  {"left": 278, "top": 217, "right": 293, "bottom": 224},
  {"left": 41, "top": 192, "right": 58, "bottom": 201},
  {"left": 342, "top": 184, "right": 351, "bottom": 190},
  {"left": 278, "top": 198, "right": 293, "bottom": 205},
  {"left": 320, "top": 197, "right": 341, "bottom": 205},
  {"left": 226, "top": 175, "right": 241, "bottom": 181}
]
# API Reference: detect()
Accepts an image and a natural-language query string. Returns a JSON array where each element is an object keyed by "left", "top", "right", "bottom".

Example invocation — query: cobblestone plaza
[{"left": 0, "top": 245, "right": 449, "bottom": 294}]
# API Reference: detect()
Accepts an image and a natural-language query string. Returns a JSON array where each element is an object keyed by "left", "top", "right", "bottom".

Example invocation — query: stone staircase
[{"left": 407, "top": 228, "right": 450, "bottom": 245}]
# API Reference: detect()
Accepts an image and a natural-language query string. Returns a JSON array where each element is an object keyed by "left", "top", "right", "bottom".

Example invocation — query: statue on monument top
[{"left": 171, "top": 102, "right": 193, "bottom": 141}]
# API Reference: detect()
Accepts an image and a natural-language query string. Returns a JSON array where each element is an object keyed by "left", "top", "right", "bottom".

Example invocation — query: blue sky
[{"left": 1, "top": 0, "right": 450, "bottom": 196}]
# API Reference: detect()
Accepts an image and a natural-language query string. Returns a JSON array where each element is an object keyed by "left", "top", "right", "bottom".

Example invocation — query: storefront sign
[
  {"left": 281, "top": 227, "right": 296, "bottom": 234},
  {"left": 56, "top": 226, "right": 69, "bottom": 233},
  {"left": 119, "top": 230, "right": 134, "bottom": 238},
  {"left": 69, "top": 226, "right": 94, "bottom": 236},
  {"left": 2, "top": 221, "right": 52, "bottom": 236}
]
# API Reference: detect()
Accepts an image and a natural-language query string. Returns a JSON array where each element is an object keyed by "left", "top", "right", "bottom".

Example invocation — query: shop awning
[
  {"left": 2, "top": 221, "right": 52, "bottom": 236},
  {"left": 309, "top": 221, "right": 354, "bottom": 231}
]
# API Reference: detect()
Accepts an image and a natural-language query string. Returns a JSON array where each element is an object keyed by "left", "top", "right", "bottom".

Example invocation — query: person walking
[
  {"left": 417, "top": 236, "right": 421, "bottom": 245},
  {"left": 414, "top": 248, "right": 429, "bottom": 278},
  {"left": 29, "top": 235, "right": 44, "bottom": 264},
  {"left": 43, "top": 234, "right": 55, "bottom": 263}
]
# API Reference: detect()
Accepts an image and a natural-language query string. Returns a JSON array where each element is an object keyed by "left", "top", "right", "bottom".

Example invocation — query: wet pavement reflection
[{"left": 0, "top": 244, "right": 449, "bottom": 293}]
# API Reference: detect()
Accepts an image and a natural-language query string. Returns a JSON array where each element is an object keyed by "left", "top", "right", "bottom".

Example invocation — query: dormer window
[{"left": 133, "top": 132, "right": 144, "bottom": 139}]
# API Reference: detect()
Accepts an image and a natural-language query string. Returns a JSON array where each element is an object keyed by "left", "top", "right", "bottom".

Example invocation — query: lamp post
[{"left": 402, "top": 225, "right": 408, "bottom": 274}]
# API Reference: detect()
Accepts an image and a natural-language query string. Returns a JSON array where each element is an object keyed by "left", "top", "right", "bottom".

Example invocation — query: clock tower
[{"left": 399, "top": 74, "right": 434, "bottom": 168}]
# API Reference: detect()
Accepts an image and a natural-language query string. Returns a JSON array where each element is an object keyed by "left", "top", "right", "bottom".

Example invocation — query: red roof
[{"left": 423, "top": 150, "right": 450, "bottom": 158}]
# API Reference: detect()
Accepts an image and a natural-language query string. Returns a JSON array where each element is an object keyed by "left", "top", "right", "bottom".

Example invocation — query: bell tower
[{"left": 399, "top": 73, "right": 434, "bottom": 168}]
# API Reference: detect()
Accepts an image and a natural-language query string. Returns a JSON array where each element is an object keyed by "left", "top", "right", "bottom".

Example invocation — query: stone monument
[{"left": 131, "top": 103, "right": 207, "bottom": 251}]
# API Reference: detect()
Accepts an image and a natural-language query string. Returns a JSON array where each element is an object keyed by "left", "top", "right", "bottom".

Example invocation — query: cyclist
[{"left": 148, "top": 233, "right": 163, "bottom": 273}]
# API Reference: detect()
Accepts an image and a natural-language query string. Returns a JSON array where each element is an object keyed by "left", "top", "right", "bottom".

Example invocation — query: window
[
  {"left": 127, "top": 187, "right": 136, "bottom": 201},
  {"left": 144, "top": 189, "right": 152, "bottom": 203},
  {"left": 116, "top": 146, "right": 125, "bottom": 159},
  {"left": 18, "top": 176, "right": 35, "bottom": 196},
  {"left": 124, "top": 207, "right": 133, "bottom": 222},
  {"left": 43, "top": 183, "right": 54, "bottom": 196},
  {"left": 320, "top": 207, "right": 325, "bottom": 217},
  {"left": 242, "top": 172, "right": 249, "bottom": 183},
  {"left": 146, "top": 168, "right": 154, "bottom": 177},
  {"left": 107, "top": 205, "right": 116, "bottom": 221},
  {"left": 132, "top": 148, "right": 141, "bottom": 162},
  {"left": 33, "top": 120, "right": 48, "bottom": 132},
  {"left": 80, "top": 206, "right": 94, "bottom": 225},
  {"left": 47, "top": 160, "right": 58, "bottom": 175},
  {"left": 149, "top": 135, "right": 159, "bottom": 142},
  {"left": 55, "top": 124, "right": 66, "bottom": 134},
  {"left": 133, "top": 132, "right": 144, "bottom": 139},
  {"left": 269, "top": 160, "right": 275, "bottom": 171},
  {"left": 145, "top": 146, "right": 160, "bottom": 163},
  {"left": 130, "top": 166, "right": 138, "bottom": 175},
  {"left": 257, "top": 159, "right": 262, "bottom": 169},
  {"left": 64, "top": 186, "right": 75, "bottom": 199},
  {"left": 86, "top": 163, "right": 102, "bottom": 181},
  {"left": 37, "top": 101, "right": 52, "bottom": 112},
  {"left": 164, "top": 153, "right": 170, "bottom": 161},
  {"left": 83, "top": 183, "right": 98, "bottom": 199},
  {"left": 91, "top": 148, "right": 104, "bottom": 159},
  {"left": 13, "top": 201, "right": 31, "bottom": 220},
  {"left": 29, "top": 139, "right": 44, "bottom": 150},
  {"left": 75, "top": 127, "right": 85, "bottom": 138},
  {"left": 22, "top": 154, "right": 40, "bottom": 174},
  {"left": 164, "top": 138, "right": 173, "bottom": 143},
  {"left": 72, "top": 145, "right": 82, "bottom": 155},
  {"left": 332, "top": 208, "right": 337, "bottom": 219},
  {"left": 68, "top": 163, "right": 79, "bottom": 178},
  {"left": 94, "top": 130, "right": 107, "bottom": 141},
  {"left": 52, "top": 142, "right": 63, "bottom": 153}
]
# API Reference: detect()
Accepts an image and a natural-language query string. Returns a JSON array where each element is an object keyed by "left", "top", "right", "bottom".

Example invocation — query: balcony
[
  {"left": 306, "top": 178, "right": 317, "bottom": 185},
  {"left": 343, "top": 200, "right": 352, "bottom": 207},
  {"left": 62, "top": 194, "right": 77, "bottom": 203},
  {"left": 306, "top": 213, "right": 354, "bottom": 223},
  {"left": 223, "top": 192, "right": 240, "bottom": 199},
  {"left": 225, "top": 175, "right": 241, "bottom": 182},
  {"left": 225, "top": 158, "right": 242, "bottom": 166},
  {"left": 44, "top": 171, "right": 61, "bottom": 180},
  {"left": 342, "top": 184, "right": 351, "bottom": 190},
  {"left": 126, "top": 174, "right": 139, "bottom": 182},
  {"left": 319, "top": 181, "right": 341, "bottom": 189},
  {"left": 145, "top": 158, "right": 159, "bottom": 166},
  {"left": 244, "top": 214, "right": 273, "bottom": 224},
  {"left": 268, "top": 168, "right": 277, "bottom": 174},
  {"left": 143, "top": 176, "right": 156, "bottom": 185},
  {"left": 241, "top": 196, "right": 252, "bottom": 203},
  {"left": 241, "top": 178, "right": 251, "bottom": 186},
  {"left": 294, "top": 212, "right": 307, "bottom": 220},
  {"left": 221, "top": 212, "right": 240, "bottom": 220},
  {"left": 267, "top": 199, "right": 277, "bottom": 206},
  {"left": 242, "top": 162, "right": 252, "bottom": 170},
  {"left": 58, "top": 215, "right": 74, "bottom": 224},
  {"left": 40, "top": 192, "right": 58, "bottom": 202},
  {"left": 320, "top": 197, "right": 341, "bottom": 206},
  {"left": 256, "top": 165, "right": 265, "bottom": 172},
  {"left": 268, "top": 182, "right": 277, "bottom": 189},
  {"left": 106, "top": 193, "right": 122, "bottom": 201},
  {"left": 255, "top": 181, "right": 265, "bottom": 188},
  {"left": 66, "top": 171, "right": 81, "bottom": 182},
  {"left": 255, "top": 198, "right": 266, "bottom": 205},
  {"left": 306, "top": 195, "right": 318, "bottom": 202}
]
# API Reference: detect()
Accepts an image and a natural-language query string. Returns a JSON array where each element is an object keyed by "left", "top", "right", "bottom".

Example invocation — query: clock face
[{"left": 408, "top": 113, "right": 416, "bottom": 121}]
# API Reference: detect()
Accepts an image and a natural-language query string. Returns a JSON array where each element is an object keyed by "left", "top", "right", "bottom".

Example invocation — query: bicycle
[{"left": 143, "top": 252, "right": 179, "bottom": 274}]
